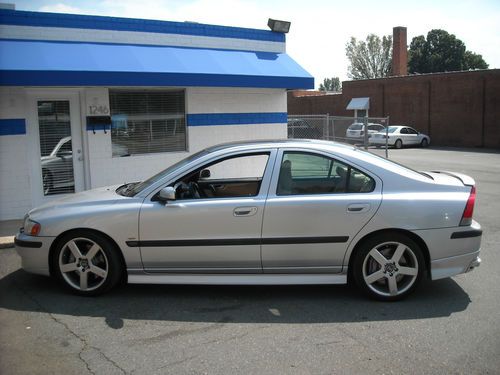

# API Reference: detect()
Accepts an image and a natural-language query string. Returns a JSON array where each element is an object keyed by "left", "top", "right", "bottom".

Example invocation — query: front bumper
[{"left": 14, "top": 233, "right": 54, "bottom": 276}]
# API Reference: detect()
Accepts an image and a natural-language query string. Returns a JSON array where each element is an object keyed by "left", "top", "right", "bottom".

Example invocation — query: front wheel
[
  {"left": 421, "top": 138, "right": 429, "bottom": 148},
  {"left": 52, "top": 231, "right": 123, "bottom": 296},
  {"left": 352, "top": 233, "right": 425, "bottom": 301},
  {"left": 394, "top": 139, "right": 403, "bottom": 149}
]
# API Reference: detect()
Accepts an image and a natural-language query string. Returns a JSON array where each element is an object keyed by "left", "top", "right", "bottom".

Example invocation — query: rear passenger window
[{"left": 277, "top": 152, "right": 374, "bottom": 195}]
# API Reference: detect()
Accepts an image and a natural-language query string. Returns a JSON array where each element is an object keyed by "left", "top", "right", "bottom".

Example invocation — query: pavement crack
[
  {"left": 13, "top": 282, "right": 126, "bottom": 374},
  {"left": 153, "top": 355, "right": 198, "bottom": 372}
]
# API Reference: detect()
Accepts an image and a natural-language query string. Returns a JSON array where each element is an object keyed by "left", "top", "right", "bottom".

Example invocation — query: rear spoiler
[{"left": 431, "top": 171, "right": 475, "bottom": 186}]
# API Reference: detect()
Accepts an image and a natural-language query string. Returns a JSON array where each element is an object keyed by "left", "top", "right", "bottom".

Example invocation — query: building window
[{"left": 109, "top": 90, "right": 186, "bottom": 157}]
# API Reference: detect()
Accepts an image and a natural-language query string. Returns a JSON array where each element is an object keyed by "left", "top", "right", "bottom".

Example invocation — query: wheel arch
[
  {"left": 346, "top": 228, "right": 431, "bottom": 282},
  {"left": 48, "top": 227, "right": 127, "bottom": 281}
]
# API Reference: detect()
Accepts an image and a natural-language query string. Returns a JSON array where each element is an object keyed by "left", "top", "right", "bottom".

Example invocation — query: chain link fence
[{"left": 288, "top": 115, "right": 390, "bottom": 155}]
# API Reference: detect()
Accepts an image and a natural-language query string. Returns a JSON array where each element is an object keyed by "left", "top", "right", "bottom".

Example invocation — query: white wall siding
[
  {"left": 186, "top": 88, "right": 287, "bottom": 114},
  {"left": 0, "top": 88, "right": 31, "bottom": 219},
  {"left": 0, "top": 24, "right": 285, "bottom": 53}
]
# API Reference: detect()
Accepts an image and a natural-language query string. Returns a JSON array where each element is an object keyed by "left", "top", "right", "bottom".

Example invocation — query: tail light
[{"left": 460, "top": 186, "right": 476, "bottom": 226}]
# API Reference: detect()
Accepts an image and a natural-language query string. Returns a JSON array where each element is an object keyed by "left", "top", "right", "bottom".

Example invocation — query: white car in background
[
  {"left": 346, "top": 123, "right": 385, "bottom": 143},
  {"left": 370, "top": 126, "right": 430, "bottom": 149}
]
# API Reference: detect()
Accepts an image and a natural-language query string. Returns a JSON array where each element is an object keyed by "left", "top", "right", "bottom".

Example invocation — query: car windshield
[
  {"left": 119, "top": 149, "right": 209, "bottom": 196},
  {"left": 349, "top": 124, "right": 363, "bottom": 130},
  {"left": 387, "top": 126, "right": 399, "bottom": 133}
]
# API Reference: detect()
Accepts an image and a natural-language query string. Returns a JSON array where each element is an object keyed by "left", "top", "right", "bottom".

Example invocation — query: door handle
[
  {"left": 233, "top": 206, "right": 258, "bottom": 217},
  {"left": 347, "top": 203, "right": 370, "bottom": 213}
]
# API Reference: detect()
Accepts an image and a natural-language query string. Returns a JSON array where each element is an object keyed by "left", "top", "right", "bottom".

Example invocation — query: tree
[
  {"left": 319, "top": 77, "right": 342, "bottom": 92},
  {"left": 346, "top": 34, "right": 392, "bottom": 80},
  {"left": 408, "top": 29, "right": 488, "bottom": 74},
  {"left": 464, "top": 51, "right": 489, "bottom": 70}
]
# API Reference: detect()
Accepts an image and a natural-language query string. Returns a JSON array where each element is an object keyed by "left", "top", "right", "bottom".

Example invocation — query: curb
[{"left": 0, "top": 237, "right": 14, "bottom": 249}]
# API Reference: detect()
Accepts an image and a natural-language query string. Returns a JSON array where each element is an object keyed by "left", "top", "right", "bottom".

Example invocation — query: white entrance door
[{"left": 28, "top": 92, "right": 85, "bottom": 206}]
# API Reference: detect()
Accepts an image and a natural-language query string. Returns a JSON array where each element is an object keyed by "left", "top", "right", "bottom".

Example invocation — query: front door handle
[
  {"left": 347, "top": 203, "right": 370, "bottom": 213},
  {"left": 233, "top": 206, "right": 258, "bottom": 217}
]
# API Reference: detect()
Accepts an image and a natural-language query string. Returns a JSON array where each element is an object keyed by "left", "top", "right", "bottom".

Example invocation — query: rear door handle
[
  {"left": 347, "top": 203, "right": 370, "bottom": 213},
  {"left": 233, "top": 206, "right": 258, "bottom": 217}
]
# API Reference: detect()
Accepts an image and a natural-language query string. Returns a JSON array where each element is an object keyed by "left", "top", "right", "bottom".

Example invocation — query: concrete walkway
[{"left": 0, "top": 220, "right": 22, "bottom": 249}]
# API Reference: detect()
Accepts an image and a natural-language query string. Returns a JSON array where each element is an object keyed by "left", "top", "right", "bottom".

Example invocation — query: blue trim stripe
[
  {"left": 85, "top": 124, "right": 110, "bottom": 131},
  {"left": 0, "top": 9, "right": 285, "bottom": 43},
  {"left": 0, "top": 70, "right": 313, "bottom": 89},
  {"left": 187, "top": 112, "right": 287, "bottom": 127},
  {"left": 0, "top": 118, "right": 26, "bottom": 135}
]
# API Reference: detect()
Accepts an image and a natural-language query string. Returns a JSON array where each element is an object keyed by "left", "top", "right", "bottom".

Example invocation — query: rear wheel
[
  {"left": 421, "top": 138, "right": 429, "bottom": 148},
  {"left": 352, "top": 233, "right": 425, "bottom": 301},
  {"left": 52, "top": 231, "right": 123, "bottom": 296},
  {"left": 394, "top": 139, "right": 403, "bottom": 149}
]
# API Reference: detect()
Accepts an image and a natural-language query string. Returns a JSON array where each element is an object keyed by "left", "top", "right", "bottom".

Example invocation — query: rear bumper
[
  {"left": 431, "top": 251, "right": 481, "bottom": 280},
  {"left": 14, "top": 233, "right": 54, "bottom": 276},
  {"left": 369, "top": 138, "right": 392, "bottom": 145},
  {"left": 413, "top": 220, "right": 482, "bottom": 280}
]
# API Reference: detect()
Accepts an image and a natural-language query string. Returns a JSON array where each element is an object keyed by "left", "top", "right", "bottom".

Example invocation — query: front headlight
[{"left": 23, "top": 216, "right": 41, "bottom": 236}]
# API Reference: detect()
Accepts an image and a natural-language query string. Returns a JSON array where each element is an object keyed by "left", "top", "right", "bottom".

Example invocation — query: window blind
[{"left": 109, "top": 90, "right": 186, "bottom": 157}]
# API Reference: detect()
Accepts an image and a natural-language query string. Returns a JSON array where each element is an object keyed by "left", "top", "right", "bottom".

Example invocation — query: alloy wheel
[
  {"left": 58, "top": 237, "right": 109, "bottom": 291},
  {"left": 362, "top": 241, "right": 419, "bottom": 297}
]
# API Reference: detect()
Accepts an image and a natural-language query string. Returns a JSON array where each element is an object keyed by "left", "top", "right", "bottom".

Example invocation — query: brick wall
[{"left": 288, "top": 69, "right": 500, "bottom": 148}]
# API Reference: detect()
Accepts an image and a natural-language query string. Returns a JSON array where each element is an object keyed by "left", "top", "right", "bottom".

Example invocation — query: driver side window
[{"left": 173, "top": 153, "right": 270, "bottom": 200}]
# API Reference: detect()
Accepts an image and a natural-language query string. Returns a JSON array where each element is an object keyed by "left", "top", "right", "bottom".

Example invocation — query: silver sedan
[{"left": 15, "top": 140, "right": 481, "bottom": 301}]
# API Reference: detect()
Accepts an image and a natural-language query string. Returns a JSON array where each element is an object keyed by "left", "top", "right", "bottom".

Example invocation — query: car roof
[{"left": 203, "top": 139, "right": 357, "bottom": 154}]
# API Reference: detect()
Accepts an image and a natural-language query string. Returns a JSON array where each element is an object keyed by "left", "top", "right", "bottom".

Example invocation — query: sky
[{"left": 9, "top": 0, "right": 500, "bottom": 88}]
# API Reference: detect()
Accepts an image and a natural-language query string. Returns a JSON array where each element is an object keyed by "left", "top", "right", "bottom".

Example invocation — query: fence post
[
  {"left": 326, "top": 113, "right": 330, "bottom": 140},
  {"left": 332, "top": 116, "right": 336, "bottom": 142},
  {"left": 363, "top": 115, "right": 368, "bottom": 150},
  {"left": 385, "top": 116, "right": 389, "bottom": 158}
]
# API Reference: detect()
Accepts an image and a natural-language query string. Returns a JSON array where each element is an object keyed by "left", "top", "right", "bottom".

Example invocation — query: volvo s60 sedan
[{"left": 15, "top": 140, "right": 481, "bottom": 301}]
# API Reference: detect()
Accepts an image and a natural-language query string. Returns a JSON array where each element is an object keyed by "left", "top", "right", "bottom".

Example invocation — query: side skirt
[{"left": 127, "top": 270, "right": 347, "bottom": 285}]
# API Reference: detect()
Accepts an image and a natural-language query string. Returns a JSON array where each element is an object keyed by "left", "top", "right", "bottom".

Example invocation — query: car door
[
  {"left": 406, "top": 127, "right": 421, "bottom": 144},
  {"left": 261, "top": 149, "right": 382, "bottom": 273},
  {"left": 398, "top": 127, "right": 410, "bottom": 144},
  {"left": 138, "top": 149, "right": 277, "bottom": 272}
]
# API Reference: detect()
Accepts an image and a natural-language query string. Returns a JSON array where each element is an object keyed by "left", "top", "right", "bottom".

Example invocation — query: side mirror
[
  {"left": 200, "top": 169, "right": 211, "bottom": 179},
  {"left": 158, "top": 186, "right": 176, "bottom": 202}
]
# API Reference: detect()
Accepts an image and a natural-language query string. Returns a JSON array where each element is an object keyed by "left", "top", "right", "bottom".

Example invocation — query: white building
[{"left": 0, "top": 8, "right": 313, "bottom": 220}]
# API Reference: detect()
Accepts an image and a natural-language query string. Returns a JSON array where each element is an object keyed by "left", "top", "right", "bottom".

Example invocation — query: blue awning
[{"left": 0, "top": 40, "right": 314, "bottom": 89}]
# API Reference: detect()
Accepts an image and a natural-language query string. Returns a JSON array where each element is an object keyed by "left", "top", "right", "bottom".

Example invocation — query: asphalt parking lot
[{"left": 1, "top": 146, "right": 499, "bottom": 375}]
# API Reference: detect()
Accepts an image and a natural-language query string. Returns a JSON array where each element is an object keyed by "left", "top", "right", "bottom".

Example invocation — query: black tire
[
  {"left": 352, "top": 232, "right": 425, "bottom": 301},
  {"left": 394, "top": 139, "right": 403, "bottom": 149},
  {"left": 421, "top": 138, "right": 429, "bottom": 148},
  {"left": 51, "top": 230, "right": 123, "bottom": 296}
]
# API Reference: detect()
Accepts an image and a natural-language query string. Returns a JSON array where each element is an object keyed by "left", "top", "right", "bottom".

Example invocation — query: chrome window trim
[
  {"left": 267, "top": 147, "right": 382, "bottom": 198},
  {"left": 143, "top": 148, "right": 278, "bottom": 202}
]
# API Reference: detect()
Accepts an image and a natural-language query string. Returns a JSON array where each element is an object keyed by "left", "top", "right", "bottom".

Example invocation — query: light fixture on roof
[{"left": 267, "top": 18, "right": 291, "bottom": 33}]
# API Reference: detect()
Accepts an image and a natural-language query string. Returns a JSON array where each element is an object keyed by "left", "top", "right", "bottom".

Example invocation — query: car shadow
[{"left": 0, "top": 270, "right": 471, "bottom": 329}]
